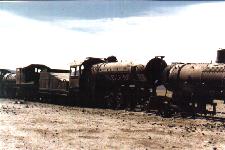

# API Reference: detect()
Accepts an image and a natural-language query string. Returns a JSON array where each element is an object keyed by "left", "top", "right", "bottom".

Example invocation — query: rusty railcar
[
  {"left": 69, "top": 56, "right": 167, "bottom": 108},
  {"left": 16, "top": 64, "right": 50, "bottom": 100},
  {"left": 163, "top": 63, "right": 225, "bottom": 114},
  {"left": 39, "top": 69, "right": 70, "bottom": 103}
]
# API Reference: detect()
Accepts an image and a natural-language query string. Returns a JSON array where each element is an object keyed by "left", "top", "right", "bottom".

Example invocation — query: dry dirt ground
[{"left": 1, "top": 98, "right": 225, "bottom": 150}]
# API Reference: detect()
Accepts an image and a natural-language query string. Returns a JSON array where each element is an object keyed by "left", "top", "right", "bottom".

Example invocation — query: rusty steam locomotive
[{"left": 1, "top": 49, "right": 225, "bottom": 116}]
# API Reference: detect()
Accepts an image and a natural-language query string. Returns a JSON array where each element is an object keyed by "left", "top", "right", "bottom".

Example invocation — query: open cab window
[
  {"left": 35, "top": 68, "right": 42, "bottom": 73},
  {"left": 70, "top": 67, "right": 76, "bottom": 76},
  {"left": 76, "top": 66, "right": 80, "bottom": 76},
  {"left": 70, "top": 65, "right": 84, "bottom": 77}
]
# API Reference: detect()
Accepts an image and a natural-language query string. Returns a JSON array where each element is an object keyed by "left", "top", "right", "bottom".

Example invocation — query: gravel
[{"left": 0, "top": 99, "right": 225, "bottom": 149}]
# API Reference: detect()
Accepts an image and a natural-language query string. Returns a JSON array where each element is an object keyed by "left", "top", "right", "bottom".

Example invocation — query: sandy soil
[{"left": 0, "top": 98, "right": 225, "bottom": 150}]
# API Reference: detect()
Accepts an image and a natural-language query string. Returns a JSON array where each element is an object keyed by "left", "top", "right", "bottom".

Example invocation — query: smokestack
[{"left": 216, "top": 49, "right": 225, "bottom": 63}]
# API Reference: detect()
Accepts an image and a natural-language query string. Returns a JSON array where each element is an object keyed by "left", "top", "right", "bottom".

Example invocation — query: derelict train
[
  {"left": 0, "top": 56, "right": 167, "bottom": 110},
  {"left": 1, "top": 49, "right": 225, "bottom": 115}
]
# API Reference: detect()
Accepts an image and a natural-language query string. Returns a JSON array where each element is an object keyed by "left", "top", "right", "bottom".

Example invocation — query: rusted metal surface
[
  {"left": 92, "top": 62, "right": 146, "bottom": 82},
  {"left": 16, "top": 64, "right": 50, "bottom": 85},
  {"left": 165, "top": 63, "right": 225, "bottom": 91},
  {"left": 15, "top": 64, "right": 51, "bottom": 99},
  {"left": 39, "top": 69, "right": 69, "bottom": 92},
  {"left": 163, "top": 62, "right": 225, "bottom": 114}
]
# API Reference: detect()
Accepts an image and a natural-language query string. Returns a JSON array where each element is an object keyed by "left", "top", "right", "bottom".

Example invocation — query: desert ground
[{"left": 0, "top": 98, "right": 225, "bottom": 150}]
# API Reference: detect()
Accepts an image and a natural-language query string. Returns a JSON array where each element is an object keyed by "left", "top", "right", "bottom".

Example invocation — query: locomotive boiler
[
  {"left": 91, "top": 59, "right": 149, "bottom": 108},
  {"left": 163, "top": 62, "right": 225, "bottom": 114}
]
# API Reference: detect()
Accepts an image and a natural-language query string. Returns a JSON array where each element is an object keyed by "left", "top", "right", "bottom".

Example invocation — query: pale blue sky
[
  {"left": 0, "top": 1, "right": 224, "bottom": 69},
  {"left": 1, "top": 1, "right": 200, "bottom": 20}
]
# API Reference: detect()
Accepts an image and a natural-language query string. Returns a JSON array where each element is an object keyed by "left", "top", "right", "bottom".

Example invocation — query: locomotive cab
[
  {"left": 69, "top": 63, "right": 95, "bottom": 104},
  {"left": 69, "top": 57, "right": 105, "bottom": 105},
  {"left": 16, "top": 64, "right": 50, "bottom": 99},
  {"left": 69, "top": 64, "right": 84, "bottom": 90}
]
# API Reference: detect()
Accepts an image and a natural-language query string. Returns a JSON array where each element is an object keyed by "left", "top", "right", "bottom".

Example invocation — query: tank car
[{"left": 163, "top": 63, "right": 225, "bottom": 114}]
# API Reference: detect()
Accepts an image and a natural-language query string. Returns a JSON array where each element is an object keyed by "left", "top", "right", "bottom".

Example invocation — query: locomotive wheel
[
  {"left": 104, "top": 91, "right": 125, "bottom": 109},
  {"left": 159, "top": 101, "right": 177, "bottom": 118},
  {"left": 105, "top": 92, "right": 117, "bottom": 109}
]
